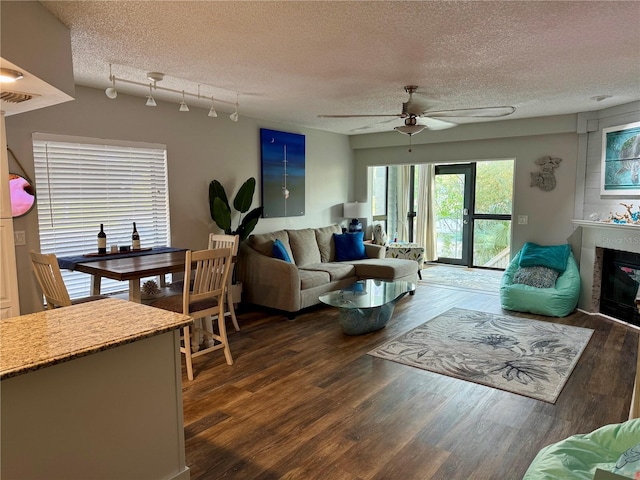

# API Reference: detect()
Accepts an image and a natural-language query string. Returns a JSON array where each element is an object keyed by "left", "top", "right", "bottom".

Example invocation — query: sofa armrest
[
  {"left": 365, "top": 243, "right": 385, "bottom": 259},
  {"left": 237, "top": 243, "right": 302, "bottom": 311}
]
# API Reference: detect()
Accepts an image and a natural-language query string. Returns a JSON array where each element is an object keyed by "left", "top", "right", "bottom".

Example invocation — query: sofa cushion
[
  {"left": 315, "top": 224, "right": 342, "bottom": 262},
  {"left": 334, "top": 232, "right": 367, "bottom": 261},
  {"left": 273, "top": 239, "right": 292, "bottom": 263},
  {"left": 299, "top": 269, "right": 330, "bottom": 290},
  {"left": 301, "top": 263, "right": 356, "bottom": 281},
  {"left": 287, "top": 228, "right": 322, "bottom": 266},
  {"left": 349, "top": 258, "right": 418, "bottom": 280},
  {"left": 249, "top": 230, "right": 295, "bottom": 262}
]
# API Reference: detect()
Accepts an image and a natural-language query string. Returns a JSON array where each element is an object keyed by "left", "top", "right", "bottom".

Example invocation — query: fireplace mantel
[
  {"left": 574, "top": 219, "right": 640, "bottom": 318},
  {"left": 572, "top": 220, "right": 640, "bottom": 232}
]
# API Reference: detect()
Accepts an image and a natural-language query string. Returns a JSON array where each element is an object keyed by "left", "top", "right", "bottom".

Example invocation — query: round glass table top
[{"left": 318, "top": 279, "right": 415, "bottom": 310}]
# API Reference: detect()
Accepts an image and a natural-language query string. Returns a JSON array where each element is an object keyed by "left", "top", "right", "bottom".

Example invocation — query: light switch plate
[
  {"left": 517, "top": 215, "right": 528, "bottom": 225},
  {"left": 14, "top": 230, "right": 26, "bottom": 246}
]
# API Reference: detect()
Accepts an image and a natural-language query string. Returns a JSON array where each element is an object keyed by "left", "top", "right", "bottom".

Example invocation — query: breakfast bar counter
[{"left": 1, "top": 298, "right": 193, "bottom": 480}]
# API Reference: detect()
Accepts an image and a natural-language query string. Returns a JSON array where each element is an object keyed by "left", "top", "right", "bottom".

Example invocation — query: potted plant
[
  {"left": 209, "top": 177, "right": 263, "bottom": 242},
  {"left": 209, "top": 177, "right": 263, "bottom": 304}
]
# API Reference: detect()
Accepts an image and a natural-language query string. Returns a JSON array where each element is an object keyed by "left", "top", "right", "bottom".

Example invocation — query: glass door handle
[{"left": 463, "top": 208, "right": 469, "bottom": 216}]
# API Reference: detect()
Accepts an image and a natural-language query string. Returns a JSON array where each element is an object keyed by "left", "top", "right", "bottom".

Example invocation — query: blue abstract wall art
[{"left": 260, "top": 128, "right": 306, "bottom": 217}]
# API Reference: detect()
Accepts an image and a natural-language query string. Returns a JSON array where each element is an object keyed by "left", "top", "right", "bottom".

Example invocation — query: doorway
[{"left": 434, "top": 160, "right": 513, "bottom": 268}]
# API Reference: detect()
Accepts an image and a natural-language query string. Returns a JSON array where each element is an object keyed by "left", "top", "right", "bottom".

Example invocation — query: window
[
  {"left": 371, "top": 166, "right": 388, "bottom": 235},
  {"left": 32, "top": 134, "right": 170, "bottom": 299}
]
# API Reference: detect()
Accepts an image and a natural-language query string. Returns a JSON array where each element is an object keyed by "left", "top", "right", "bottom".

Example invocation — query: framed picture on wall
[
  {"left": 600, "top": 121, "right": 640, "bottom": 196},
  {"left": 259, "top": 128, "right": 306, "bottom": 218}
]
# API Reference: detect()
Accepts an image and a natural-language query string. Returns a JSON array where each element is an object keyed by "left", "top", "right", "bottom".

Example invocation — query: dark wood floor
[{"left": 180, "top": 281, "right": 638, "bottom": 480}]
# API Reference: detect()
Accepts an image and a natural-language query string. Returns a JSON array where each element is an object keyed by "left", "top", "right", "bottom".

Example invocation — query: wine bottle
[
  {"left": 132, "top": 222, "right": 140, "bottom": 250},
  {"left": 97, "top": 224, "right": 107, "bottom": 254}
]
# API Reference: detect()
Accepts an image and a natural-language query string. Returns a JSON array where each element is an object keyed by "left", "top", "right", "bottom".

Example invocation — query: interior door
[{"left": 434, "top": 164, "right": 474, "bottom": 266}]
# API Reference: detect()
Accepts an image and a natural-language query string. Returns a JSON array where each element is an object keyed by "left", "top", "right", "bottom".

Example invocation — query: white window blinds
[{"left": 32, "top": 133, "right": 170, "bottom": 299}]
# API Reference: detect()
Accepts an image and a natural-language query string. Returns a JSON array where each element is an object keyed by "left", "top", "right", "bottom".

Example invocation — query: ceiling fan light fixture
[{"left": 394, "top": 124, "right": 425, "bottom": 136}]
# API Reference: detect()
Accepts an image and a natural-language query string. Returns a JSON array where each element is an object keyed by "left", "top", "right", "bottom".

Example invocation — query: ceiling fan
[{"left": 319, "top": 85, "right": 516, "bottom": 136}]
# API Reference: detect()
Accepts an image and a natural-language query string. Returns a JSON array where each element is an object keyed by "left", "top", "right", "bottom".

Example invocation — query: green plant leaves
[
  {"left": 209, "top": 180, "right": 230, "bottom": 222},
  {"left": 212, "top": 197, "right": 232, "bottom": 233},
  {"left": 233, "top": 178, "right": 256, "bottom": 213},
  {"left": 236, "top": 206, "right": 264, "bottom": 241},
  {"left": 209, "top": 177, "right": 262, "bottom": 240}
]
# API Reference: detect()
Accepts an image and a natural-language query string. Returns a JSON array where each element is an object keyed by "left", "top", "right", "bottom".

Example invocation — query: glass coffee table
[{"left": 319, "top": 279, "right": 415, "bottom": 335}]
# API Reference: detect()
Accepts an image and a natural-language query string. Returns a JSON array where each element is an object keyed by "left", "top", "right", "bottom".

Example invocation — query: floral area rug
[
  {"left": 368, "top": 308, "right": 593, "bottom": 403},
  {"left": 419, "top": 265, "right": 503, "bottom": 294}
]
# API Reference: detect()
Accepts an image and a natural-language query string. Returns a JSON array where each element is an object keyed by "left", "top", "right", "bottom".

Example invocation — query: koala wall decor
[{"left": 530, "top": 156, "right": 562, "bottom": 191}]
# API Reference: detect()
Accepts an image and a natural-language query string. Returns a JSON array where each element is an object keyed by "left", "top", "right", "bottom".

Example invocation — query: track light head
[
  {"left": 146, "top": 96, "right": 157, "bottom": 107},
  {"left": 208, "top": 103, "right": 218, "bottom": 118},
  {"left": 179, "top": 91, "right": 189, "bottom": 112},
  {"left": 229, "top": 109, "right": 238, "bottom": 122},
  {"left": 105, "top": 87, "right": 118, "bottom": 99}
]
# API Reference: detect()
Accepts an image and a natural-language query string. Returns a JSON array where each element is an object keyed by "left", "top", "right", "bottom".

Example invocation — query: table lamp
[{"left": 343, "top": 202, "right": 369, "bottom": 233}]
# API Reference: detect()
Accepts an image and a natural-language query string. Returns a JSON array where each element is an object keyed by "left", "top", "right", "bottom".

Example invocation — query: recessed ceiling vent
[{"left": 0, "top": 90, "right": 37, "bottom": 103}]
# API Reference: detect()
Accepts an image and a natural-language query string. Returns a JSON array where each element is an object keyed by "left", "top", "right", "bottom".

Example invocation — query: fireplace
[{"left": 600, "top": 249, "right": 640, "bottom": 325}]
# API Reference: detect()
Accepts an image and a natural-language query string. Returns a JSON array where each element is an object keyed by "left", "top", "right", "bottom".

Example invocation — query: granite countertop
[{"left": 0, "top": 298, "right": 192, "bottom": 379}]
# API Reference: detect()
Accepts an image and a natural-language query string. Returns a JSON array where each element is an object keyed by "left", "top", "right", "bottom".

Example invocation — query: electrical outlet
[
  {"left": 517, "top": 215, "right": 528, "bottom": 225},
  {"left": 14, "top": 230, "right": 26, "bottom": 246}
]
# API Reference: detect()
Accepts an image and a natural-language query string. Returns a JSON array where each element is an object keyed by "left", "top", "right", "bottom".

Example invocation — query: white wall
[
  {"left": 5, "top": 86, "right": 354, "bottom": 314},
  {"left": 577, "top": 101, "right": 640, "bottom": 220},
  {"left": 351, "top": 115, "right": 580, "bottom": 255}
]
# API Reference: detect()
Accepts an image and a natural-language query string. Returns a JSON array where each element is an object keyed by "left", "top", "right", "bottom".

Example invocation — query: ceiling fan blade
[
  {"left": 418, "top": 117, "right": 458, "bottom": 131},
  {"left": 425, "top": 106, "right": 516, "bottom": 118},
  {"left": 351, "top": 117, "right": 402, "bottom": 132},
  {"left": 318, "top": 114, "right": 402, "bottom": 118}
]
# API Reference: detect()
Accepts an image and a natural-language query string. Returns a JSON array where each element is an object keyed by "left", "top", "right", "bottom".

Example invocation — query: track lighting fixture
[
  {"left": 229, "top": 94, "right": 239, "bottom": 122},
  {"left": 105, "top": 64, "right": 118, "bottom": 99},
  {"left": 179, "top": 91, "right": 189, "bottom": 112},
  {"left": 208, "top": 99, "right": 218, "bottom": 118},
  {"left": 145, "top": 83, "right": 156, "bottom": 107},
  {"left": 0, "top": 68, "right": 24, "bottom": 83},
  {"left": 104, "top": 64, "right": 239, "bottom": 121}
]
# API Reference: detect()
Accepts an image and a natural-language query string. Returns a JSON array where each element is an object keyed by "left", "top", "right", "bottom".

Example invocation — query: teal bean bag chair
[
  {"left": 523, "top": 419, "right": 640, "bottom": 480},
  {"left": 500, "top": 243, "right": 580, "bottom": 317}
]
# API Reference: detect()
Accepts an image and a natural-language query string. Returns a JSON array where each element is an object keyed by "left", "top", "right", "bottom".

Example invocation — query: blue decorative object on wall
[{"left": 260, "top": 128, "right": 305, "bottom": 218}]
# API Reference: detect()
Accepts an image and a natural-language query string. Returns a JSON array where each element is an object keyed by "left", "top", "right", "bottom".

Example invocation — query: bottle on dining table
[
  {"left": 132, "top": 222, "right": 140, "bottom": 250},
  {"left": 97, "top": 223, "right": 107, "bottom": 254}
]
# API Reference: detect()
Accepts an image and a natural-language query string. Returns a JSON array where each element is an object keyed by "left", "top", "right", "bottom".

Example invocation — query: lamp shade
[{"left": 343, "top": 202, "right": 369, "bottom": 219}]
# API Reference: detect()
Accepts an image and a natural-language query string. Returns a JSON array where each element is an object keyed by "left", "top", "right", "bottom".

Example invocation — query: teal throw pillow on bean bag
[
  {"left": 519, "top": 242, "right": 571, "bottom": 273},
  {"left": 334, "top": 231, "right": 367, "bottom": 261},
  {"left": 272, "top": 239, "right": 292, "bottom": 263}
]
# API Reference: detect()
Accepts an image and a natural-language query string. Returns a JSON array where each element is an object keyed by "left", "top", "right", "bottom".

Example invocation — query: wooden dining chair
[
  {"left": 150, "top": 248, "right": 234, "bottom": 380},
  {"left": 208, "top": 233, "right": 240, "bottom": 332},
  {"left": 29, "top": 250, "right": 107, "bottom": 309}
]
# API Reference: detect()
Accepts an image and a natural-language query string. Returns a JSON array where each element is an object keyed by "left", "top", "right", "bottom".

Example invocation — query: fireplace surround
[{"left": 574, "top": 220, "right": 640, "bottom": 326}]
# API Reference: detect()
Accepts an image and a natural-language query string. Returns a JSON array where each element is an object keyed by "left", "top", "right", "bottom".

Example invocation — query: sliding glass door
[
  {"left": 433, "top": 160, "right": 513, "bottom": 268},
  {"left": 434, "top": 164, "right": 474, "bottom": 265}
]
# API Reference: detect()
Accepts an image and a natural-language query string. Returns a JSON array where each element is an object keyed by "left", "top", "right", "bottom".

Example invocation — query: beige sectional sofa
[{"left": 237, "top": 225, "right": 418, "bottom": 314}]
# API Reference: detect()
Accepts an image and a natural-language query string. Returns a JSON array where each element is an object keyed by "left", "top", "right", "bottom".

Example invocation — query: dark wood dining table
[{"left": 70, "top": 250, "right": 187, "bottom": 303}]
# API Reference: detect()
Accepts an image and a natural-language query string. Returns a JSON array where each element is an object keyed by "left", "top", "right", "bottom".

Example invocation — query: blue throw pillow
[
  {"left": 519, "top": 242, "right": 571, "bottom": 272},
  {"left": 334, "top": 231, "right": 367, "bottom": 261},
  {"left": 272, "top": 239, "right": 292, "bottom": 263}
]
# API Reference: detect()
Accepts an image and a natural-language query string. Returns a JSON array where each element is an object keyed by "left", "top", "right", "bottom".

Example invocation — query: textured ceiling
[{"left": 40, "top": 1, "right": 640, "bottom": 135}]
